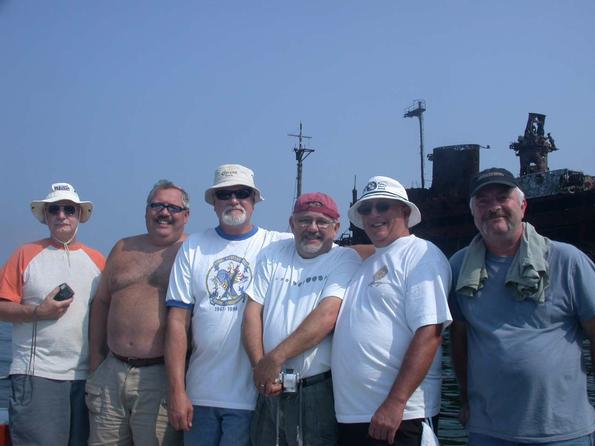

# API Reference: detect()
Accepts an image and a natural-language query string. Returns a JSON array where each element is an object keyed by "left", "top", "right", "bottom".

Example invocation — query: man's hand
[
  {"left": 253, "top": 352, "right": 283, "bottom": 396},
  {"left": 34, "top": 287, "right": 73, "bottom": 320},
  {"left": 168, "top": 389, "right": 194, "bottom": 431},
  {"left": 369, "top": 399, "right": 406, "bottom": 444}
]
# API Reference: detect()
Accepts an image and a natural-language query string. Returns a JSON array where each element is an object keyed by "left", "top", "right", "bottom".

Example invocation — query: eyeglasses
[
  {"left": 214, "top": 188, "right": 253, "bottom": 201},
  {"left": 295, "top": 217, "right": 335, "bottom": 230},
  {"left": 148, "top": 202, "right": 187, "bottom": 214},
  {"left": 356, "top": 201, "right": 394, "bottom": 216},
  {"left": 47, "top": 204, "right": 78, "bottom": 216}
]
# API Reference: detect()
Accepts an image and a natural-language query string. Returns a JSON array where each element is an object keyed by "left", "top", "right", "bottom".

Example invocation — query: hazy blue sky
[{"left": 1, "top": 1, "right": 594, "bottom": 259}]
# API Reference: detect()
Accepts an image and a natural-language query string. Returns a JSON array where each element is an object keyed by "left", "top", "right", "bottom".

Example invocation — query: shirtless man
[{"left": 87, "top": 180, "right": 189, "bottom": 446}]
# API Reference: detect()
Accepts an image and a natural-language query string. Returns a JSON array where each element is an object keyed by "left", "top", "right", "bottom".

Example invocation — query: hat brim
[
  {"left": 204, "top": 183, "right": 264, "bottom": 205},
  {"left": 31, "top": 200, "right": 93, "bottom": 224},
  {"left": 348, "top": 194, "right": 421, "bottom": 229}
]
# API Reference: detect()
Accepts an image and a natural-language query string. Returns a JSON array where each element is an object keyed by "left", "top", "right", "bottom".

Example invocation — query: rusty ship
[{"left": 343, "top": 112, "right": 595, "bottom": 260}]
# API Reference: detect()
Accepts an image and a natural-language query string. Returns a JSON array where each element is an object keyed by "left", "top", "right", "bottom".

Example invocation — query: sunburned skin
[{"left": 104, "top": 234, "right": 184, "bottom": 358}]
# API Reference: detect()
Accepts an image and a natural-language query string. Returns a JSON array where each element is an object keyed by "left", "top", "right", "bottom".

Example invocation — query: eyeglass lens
[
  {"left": 148, "top": 203, "right": 186, "bottom": 214},
  {"left": 47, "top": 204, "right": 77, "bottom": 216},
  {"left": 297, "top": 218, "right": 333, "bottom": 229},
  {"left": 357, "top": 201, "right": 392, "bottom": 216},
  {"left": 215, "top": 188, "right": 252, "bottom": 200}
]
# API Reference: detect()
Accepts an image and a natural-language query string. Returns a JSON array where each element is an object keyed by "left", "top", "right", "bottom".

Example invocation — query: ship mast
[
  {"left": 288, "top": 122, "right": 314, "bottom": 197},
  {"left": 404, "top": 100, "right": 427, "bottom": 189}
]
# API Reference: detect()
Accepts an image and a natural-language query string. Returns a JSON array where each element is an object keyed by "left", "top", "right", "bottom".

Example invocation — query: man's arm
[
  {"left": 253, "top": 296, "right": 342, "bottom": 396},
  {"left": 450, "top": 320, "right": 469, "bottom": 425},
  {"left": 88, "top": 272, "right": 111, "bottom": 372},
  {"left": 0, "top": 287, "right": 72, "bottom": 323},
  {"left": 242, "top": 298, "right": 265, "bottom": 367},
  {"left": 165, "top": 307, "right": 193, "bottom": 431},
  {"left": 581, "top": 317, "right": 595, "bottom": 371},
  {"left": 369, "top": 323, "right": 443, "bottom": 444}
]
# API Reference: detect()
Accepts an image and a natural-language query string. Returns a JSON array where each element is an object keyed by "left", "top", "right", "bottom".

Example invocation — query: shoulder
[
  {"left": 259, "top": 228, "right": 293, "bottom": 242},
  {"left": 331, "top": 244, "right": 363, "bottom": 262},
  {"left": 77, "top": 243, "right": 106, "bottom": 270},
  {"left": 449, "top": 246, "right": 469, "bottom": 268},
  {"left": 548, "top": 240, "right": 594, "bottom": 270},
  {"left": 5, "top": 239, "right": 51, "bottom": 267}
]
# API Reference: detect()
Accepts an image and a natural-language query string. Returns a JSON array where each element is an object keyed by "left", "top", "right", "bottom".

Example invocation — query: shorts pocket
[{"left": 85, "top": 382, "right": 103, "bottom": 415}]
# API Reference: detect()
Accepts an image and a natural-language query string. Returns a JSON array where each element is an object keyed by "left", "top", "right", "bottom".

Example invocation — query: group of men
[{"left": 0, "top": 163, "right": 593, "bottom": 446}]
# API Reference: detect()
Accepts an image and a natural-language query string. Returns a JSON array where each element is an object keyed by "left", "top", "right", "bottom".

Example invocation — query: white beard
[{"left": 221, "top": 207, "right": 247, "bottom": 226}]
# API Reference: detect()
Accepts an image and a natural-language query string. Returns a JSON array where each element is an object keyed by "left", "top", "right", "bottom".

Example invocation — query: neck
[
  {"left": 219, "top": 222, "right": 254, "bottom": 236},
  {"left": 147, "top": 232, "right": 182, "bottom": 247},
  {"left": 484, "top": 226, "right": 523, "bottom": 257}
]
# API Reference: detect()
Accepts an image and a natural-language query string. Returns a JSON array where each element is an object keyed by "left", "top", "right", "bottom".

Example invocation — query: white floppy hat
[
  {"left": 348, "top": 176, "right": 421, "bottom": 229},
  {"left": 204, "top": 164, "right": 264, "bottom": 205},
  {"left": 31, "top": 183, "right": 93, "bottom": 224}
]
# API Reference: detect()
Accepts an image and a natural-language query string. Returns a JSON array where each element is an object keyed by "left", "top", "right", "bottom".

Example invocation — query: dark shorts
[
  {"left": 9, "top": 374, "right": 88, "bottom": 446},
  {"left": 337, "top": 415, "right": 439, "bottom": 446}
]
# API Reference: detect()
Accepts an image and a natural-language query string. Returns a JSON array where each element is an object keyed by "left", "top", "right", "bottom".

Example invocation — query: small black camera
[{"left": 54, "top": 283, "right": 74, "bottom": 301}]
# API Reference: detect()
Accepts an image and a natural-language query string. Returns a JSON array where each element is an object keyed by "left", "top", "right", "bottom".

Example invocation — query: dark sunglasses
[
  {"left": 148, "top": 202, "right": 187, "bottom": 214},
  {"left": 47, "top": 204, "right": 78, "bottom": 216},
  {"left": 356, "top": 201, "right": 393, "bottom": 216},
  {"left": 214, "top": 188, "right": 253, "bottom": 201}
]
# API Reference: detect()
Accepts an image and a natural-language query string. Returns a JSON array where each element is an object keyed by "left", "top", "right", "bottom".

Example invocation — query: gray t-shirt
[{"left": 449, "top": 240, "right": 595, "bottom": 443}]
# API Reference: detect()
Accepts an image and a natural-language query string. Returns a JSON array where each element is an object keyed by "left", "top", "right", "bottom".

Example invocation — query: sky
[{"left": 1, "top": 0, "right": 594, "bottom": 260}]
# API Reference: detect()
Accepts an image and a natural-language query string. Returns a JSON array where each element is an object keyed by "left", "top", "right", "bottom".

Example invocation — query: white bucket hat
[
  {"left": 204, "top": 164, "right": 264, "bottom": 205},
  {"left": 348, "top": 176, "right": 422, "bottom": 229},
  {"left": 31, "top": 183, "right": 93, "bottom": 224}
]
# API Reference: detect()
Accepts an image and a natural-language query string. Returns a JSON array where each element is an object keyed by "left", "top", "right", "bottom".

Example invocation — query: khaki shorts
[{"left": 85, "top": 352, "right": 181, "bottom": 446}]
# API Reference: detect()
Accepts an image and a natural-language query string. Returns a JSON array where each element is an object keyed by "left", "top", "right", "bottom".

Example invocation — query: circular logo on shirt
[{"left": 206, "top": 255, "right": 252, "bottom": 306}]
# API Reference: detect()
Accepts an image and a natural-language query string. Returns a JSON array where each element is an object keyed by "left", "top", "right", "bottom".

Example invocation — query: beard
[{"left": 221, "top": 206, "right": 247, "bottom": 226}]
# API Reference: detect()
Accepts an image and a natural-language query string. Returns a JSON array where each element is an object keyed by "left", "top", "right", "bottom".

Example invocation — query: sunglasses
[
  {"left": 356, "top": 201, "right": 394, "bottom": 216},
  {"left": 47, "top": 204, "right": 78, "bottom": 216},
  {"left": 214, "top": 188, "right": 253, "bottom": 201},
  {"left": 148, "top": 202, "right": 187, "bottom": 214}
]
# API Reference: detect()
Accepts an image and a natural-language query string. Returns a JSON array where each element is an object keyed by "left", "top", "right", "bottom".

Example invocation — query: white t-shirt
[
  {"left": 250, "top": 240, "right": 361, "bottom": 378},
  {"left": 331, "top": 235, "right": 452, "bottom": 422},
  {"left": 166, "top": 226, "right": 291, "bottom": 410}
]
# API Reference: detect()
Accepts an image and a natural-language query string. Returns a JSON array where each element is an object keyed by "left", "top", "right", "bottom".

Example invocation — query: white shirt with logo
[
  {"left": 250, "top": 240, "right": 361, "bottom": 378},
  {"left": 166, "top": 226, "right": 291, "bottom": 410},
  {"left": 332, "top": 235, "right": 452, "bottom": 422}
]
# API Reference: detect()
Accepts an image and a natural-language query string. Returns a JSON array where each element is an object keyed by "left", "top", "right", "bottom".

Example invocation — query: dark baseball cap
[
  {"left": 293, "top": 192, "right": 340, "bottom": 220},
  {"left": 470, "top": 168, "right": 519, "bottom": 196}
]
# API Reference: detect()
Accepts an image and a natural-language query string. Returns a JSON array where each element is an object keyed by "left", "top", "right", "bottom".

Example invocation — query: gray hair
[
  {"left": 146, "top": 179, "right": 190, "bottom": 210},
  {"left": 469, "top": 186, "right": 525, "bottom": 215}
]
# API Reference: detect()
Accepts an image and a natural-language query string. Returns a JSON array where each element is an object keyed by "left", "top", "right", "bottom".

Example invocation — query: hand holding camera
[{"left": 32, "top": 283, "right": 74, "bottom": 321}]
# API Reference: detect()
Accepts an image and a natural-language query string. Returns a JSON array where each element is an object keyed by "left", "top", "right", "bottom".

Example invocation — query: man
[
  {"left": 242, "top": 192, "right": 362, "bottom": 445},
  {"left": 449, "top": 168, "right": 595, "bottom": 446},
  {"left": 87, "top": 179, "right": 189, "bottom": 445},
  {"left": 165, "top": 164, "right": 291, "bottom": 445},
  {"left": 0, "top": 182, "right": 105, "bottom": 445},
  {"left": 331, "top": 175, "right": 452, "bottom": 446}
]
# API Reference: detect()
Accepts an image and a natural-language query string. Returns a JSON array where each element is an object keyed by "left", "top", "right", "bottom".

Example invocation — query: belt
[
  {"left": 300, "top": 370, "right": 332, "bottom": 388},
  {"left": 112, "top": 352, "right": 165, "bottom": 367}
]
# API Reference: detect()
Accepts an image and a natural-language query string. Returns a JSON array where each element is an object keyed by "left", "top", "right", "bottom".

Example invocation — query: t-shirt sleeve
[
  {"left": 448, "top": 249, "right": 466, "bottom": 322},
  {"left": 405, "top": 248, "right": 453, "bottom": 332},
  {"left": 569, "top": 247, "right": 595, "bottom": 321},
  {"left": 249, "top": 256, "right": 271, "bottom": 305},
  {"left": 0, "top": 243, "right": 45, "bottom": 304},
  {"left": 321, "top": 248, "right": 361, "bottom": 301},
  {"left": 166, "top": 239, "right": 195, "bottom": 309}
]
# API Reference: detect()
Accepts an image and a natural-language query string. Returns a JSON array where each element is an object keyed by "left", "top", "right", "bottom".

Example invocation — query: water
[{"left": 0, "top": 323, "right": 591, "bottom": 443}]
